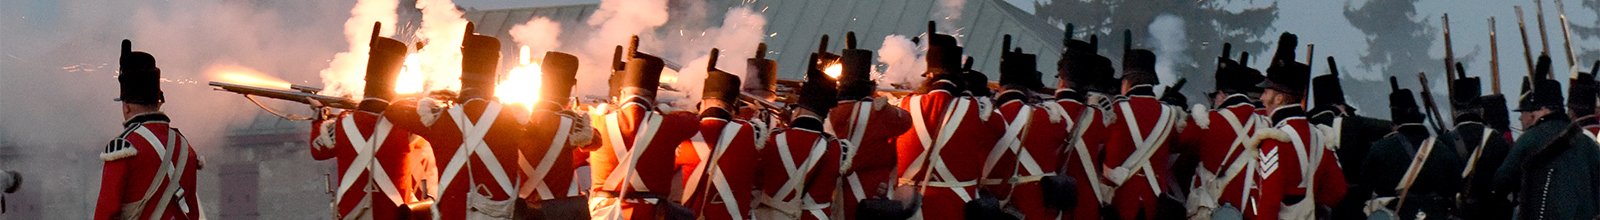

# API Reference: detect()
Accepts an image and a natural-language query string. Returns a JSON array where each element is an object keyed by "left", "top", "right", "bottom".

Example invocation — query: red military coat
[
  {"left": 1101, "top": 90, "right": 1182, "bottom": 220},
  {"left": 674, "top": 115, "right": 760, "bottom": 220},
  {"left": 991, "top": 96, "right": 1073, "bottom": 219},
  {"left": 895, "top": 91, "right": 1004, "bottom": 219},
  {"left": 386, "top": 98, "right": 530, "bottom": 219},
  {"left": 96, "top": 113, "right": 204, "bottom": 220},
  {"left": 587, "top": 101, "right": 700, "bottom": 219},
  {"left": 1053, "top": 91, "right": 1110, "bottom": 220},
  {"left": 1172, "top": 95, "right": 1264, "bottom": 217},
  {"left": 755, "top": 120, "right": 842, "bottom": 220},
  {"left": 309, "top": 110, "right": 420, "bottom": 219},
  {"left": 519, "top": 108, "right": 595, "bottom": 203},
  {"left": 1254, "top": 105, "right": 1345, "bottom": 219},
  {"left": 826, "top": 98, "right": 911, "bottom": 219}
]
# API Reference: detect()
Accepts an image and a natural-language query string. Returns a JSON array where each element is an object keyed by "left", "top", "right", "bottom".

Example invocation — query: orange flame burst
[
  {"left": 496, "top": 46, "right": 543, "bottom": 112},
  {"left": 209, "top": 64, "right": 289, "bottom": 89},
  {"left": 394, "top": 55, "right": 426, "bottom": 94},
  {"left": 824, "top": 63, "right": 843, "bottom": 79}
]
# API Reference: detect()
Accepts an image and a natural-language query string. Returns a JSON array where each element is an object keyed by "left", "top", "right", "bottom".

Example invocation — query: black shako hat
[
  {"left": 701, "top": 48, "right": 742, "bottom": 105},
  {"left": 999, "top": 35, "right": 1044, "bottom": 92},
  {"left": 1389, "top": 76, "right": 1424, "bottom": 124},
  {"left": 797, "top": 53, "right": 839, "bottom": 118},
  {"left": 1259, "top": 32, "right": 1309, "bottom": 97},
  {"left": 744, "top": 43, "right": 779, "bottom": 101},
  {"left": 540, "top": 51, "right": 580, "bottom": 106},
  {"left": 362, "top": 22, "right": 409, "bottom": 112},
  {"left": 459, "top": 23, "right": 502, "bottom": 102},
  {"left": 838, "top": 32, "right": 878, "bottom": 101},
  {"left": 117, "top": 40, "right": 164, "bottom": 104}
]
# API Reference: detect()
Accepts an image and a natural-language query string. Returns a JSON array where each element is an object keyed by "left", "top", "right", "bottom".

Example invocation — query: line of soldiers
[{"left": 93, "top": 19, "right": 1600, "bottom": 220}]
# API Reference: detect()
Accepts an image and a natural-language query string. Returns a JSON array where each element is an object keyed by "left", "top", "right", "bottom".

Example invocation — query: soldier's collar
[
  {"left": 1124, "top": 85, "right": 1156, "bottom": 97},
  {"left": 1536, "top": 112, "right": 1571, "bottom": 125},
  {"left": 699, "top": 108, "right": 734, "bottom": 120},
  {"left": 123, "top": 112, "right": 170, "bottom": 127},
  {"left": 1054, "top": 89, "right": 1084, "bottom": 102},
  {"left": 1268, "top": 104, "right": 1305, "bottom": 125},
  {"left": 1219, "top": 94, "right": 1254, "bottom": 108},
  {"left": 790, "top": 116, "right": 824, "bottom": 132},
  {"left": 1452, "top": 112, "right": 1485, "bottom": 125},
  {"left": 995, "top": 90, "right": 1030, "bottom": 106}
]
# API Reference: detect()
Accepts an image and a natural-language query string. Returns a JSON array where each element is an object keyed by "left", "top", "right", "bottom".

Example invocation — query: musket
[
  {"left": 210, "top": 81, "right": 359, "bottom": 110},
  {"left": 1490, "top": 17, "right": 1503, "bottom": 94},
  {"left": 1534, "top": 0, "right": 1551, "bottom": 55},
  {"left": 1517, "top": 6, "right": 1536, "bottom": 74},
  {"left": 1306, "top": 44, "right": 1316, "bottom": 69},
  {"left": 1443, "top": 14, "right": 1458, "bottom": 91},
  {"left": 739, "top": 92, "right": 787, "bottom": 116},
  {"left": 1555, "top": 0, "right": 1578, "bottom": 68},
  {"left": 1416, "top": 72, "right": 1451, "bottom": 133}
]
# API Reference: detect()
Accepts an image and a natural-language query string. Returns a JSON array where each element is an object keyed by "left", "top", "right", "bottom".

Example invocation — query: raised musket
[
  {"left": 1517, "top": 6, "right": 1536, "bottom": 74},
  {"left": 209, "top": 81, "right": 359, "bottom": 110},
  {"left": 1554, "top": 0, "right": 1578, "bottom": 68},
  {"left": 1534, "top": 0, "right": 1552, "bottom": 54},
  {"left": 1416, "top": 72, "right": 1451, "bottom": 132},
  {"left": 1490, "top": 17, "right": 1503, "bottom": 94},
  {"left": 1443, "top": 14, "right": 1459, "bottom": 91}
]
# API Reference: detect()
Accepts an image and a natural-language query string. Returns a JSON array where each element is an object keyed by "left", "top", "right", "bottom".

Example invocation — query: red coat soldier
[
  {"left": 826, "top": 32, "right": 912, "bottom": 220},
  {"left": 585, "top": 37, "right": 701, "bottom": 220},
  {"left": 1173, "top": 43, "right": 1267, "bottom": 219},
  {"left": 517, "top": 52, "right": 596, "bottom": 219},
  {"left": 306, "top": 26, "right": 423, "bottom": 220},
  {"left": 385, "top": 26, "right": 531, "bottom": 219},
  {"left": 674, "top": 49, "right": 761, "bottom": 220},
  {"left": 1050, "top": 28, "right": 1115, "bottom": 220},
  {"left": 894, "top": 22, "right": 1005, "bottom": 219},
  {"left": 1101, "top": 49, "right": 1183, "bottom": 220},
  {"left": 987, "top": 35, "right": 1073, "bottom": 219},
  {"left": 95, "top": 40, "right": 205, "bottom": 220},
  {"left": 1253, "top": 33, "right": 1345, "bottom": 220},
  {"left": 753, "top": 55, "right": 843, "bottom": 220}
]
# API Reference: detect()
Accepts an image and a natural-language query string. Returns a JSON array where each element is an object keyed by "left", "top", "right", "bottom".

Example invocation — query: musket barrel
[
  {"left": 1555, "top": 0, "right": 1578, "bottom": 68},
  {"left": 1534, "top": 0, "right": 1551, "bottom": 54},
  {"left": 1490, "top": 17, "right": 1502, "bottom": 94},
  {"left": 1443, "top": 14, "right": 1457, "bottom": 92},
  {"left": 209, "top": 81, "right": 359, "bottom": 109},
  {"left": 1517, "top": 6, "right": 1536, "bottom": 74}
]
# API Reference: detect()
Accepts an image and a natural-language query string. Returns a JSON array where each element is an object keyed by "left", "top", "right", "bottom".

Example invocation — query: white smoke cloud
[
  {"left": 412, "top": 0, "right": 471, "bottom": 93},
  {"left": 1148, "top": 14, "right": 1189, "bottom": 90},
  {"left": 878, "top": 35, "right": 928, "bottom": 89},
  {"left": 317, "top": 0, "right": 400, "bottom": 98},
  {"left": 572, "top": 0, "right": 672, "bottom": 98},
  {"left": 509, "top": 17, "right": 563, "bottom": 60},
  {"left": 666, "top": 7, "right": 769, "bottom": 106}
]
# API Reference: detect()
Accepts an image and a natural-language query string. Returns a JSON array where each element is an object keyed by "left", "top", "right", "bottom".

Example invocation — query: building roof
[{"left": 465, "top": 0, "right": 1065, "bottom": 85}]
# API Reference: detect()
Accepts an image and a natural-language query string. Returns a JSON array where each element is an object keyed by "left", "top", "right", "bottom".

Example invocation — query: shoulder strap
[
  {"left": 523, "top": 117, "right": 574, "bottom": 200},
  {"left": 1461, "top": 127, "right": 1496, "bottom": 178},
  {"left": 984, "top": 105, "right": 1033, "bottom": 179},
  {"left": 1397, "top": 137, "right": 1438, "bottom": 192},
  {"left": 1065, "top": 106, "right": 1110, "bottom": 204}
]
